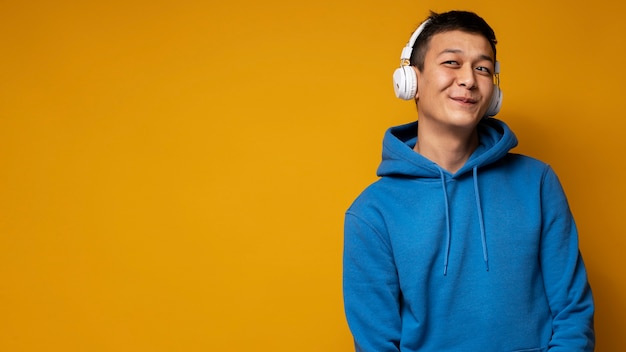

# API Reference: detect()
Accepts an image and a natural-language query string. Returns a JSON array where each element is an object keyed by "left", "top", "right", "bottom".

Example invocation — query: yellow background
[{"left": 1, "top": 0, "right": 624, "bottom": 351}]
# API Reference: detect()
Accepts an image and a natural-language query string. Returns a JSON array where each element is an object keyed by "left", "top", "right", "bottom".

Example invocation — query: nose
[{"left": 456, "top": 66, "right": 476, "bottom": 89}]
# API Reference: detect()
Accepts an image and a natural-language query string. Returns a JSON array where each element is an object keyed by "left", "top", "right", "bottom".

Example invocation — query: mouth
[{"left": 451, "top": 96, "right": 478, "bottom": 104}]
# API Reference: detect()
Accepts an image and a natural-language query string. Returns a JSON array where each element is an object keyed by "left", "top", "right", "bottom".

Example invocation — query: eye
[
  {"left": 442, "top": 60, "right": 460, "bottom": 66},
  {"left": 476, "top": 66, "right": 492, "bottom": 75}
]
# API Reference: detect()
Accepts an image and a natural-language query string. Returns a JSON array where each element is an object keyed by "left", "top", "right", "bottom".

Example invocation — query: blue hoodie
[{"left": 343, "top": 118, "right": 594, "bottom": 351}]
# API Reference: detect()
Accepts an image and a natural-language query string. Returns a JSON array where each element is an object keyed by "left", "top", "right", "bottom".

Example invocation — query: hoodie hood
[
  {"left": 377, "top": 118, "right": 518, "bottom": 178},
  {"left": 376, "top": 118, "right": 518, "bottom": 275}
]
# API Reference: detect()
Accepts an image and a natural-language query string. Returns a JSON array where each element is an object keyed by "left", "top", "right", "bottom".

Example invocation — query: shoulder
[
  {"left": 501, "top": 152, "right": 547, "bottom": 166},
  {"left": 495, "top": 153, "right": 553, "bottom": 175},
  {"left": 346, "top": 178, "right": 389, "bottom": 214},
  {"left": 478, "top": 153, "right": 562, "bottom": 191},
  {"left": 346, "top": 176, "right": 413, "bottom": 217}
]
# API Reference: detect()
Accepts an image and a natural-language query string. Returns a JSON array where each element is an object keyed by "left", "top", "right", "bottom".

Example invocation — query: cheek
[
  {"left": 481, "top": 80, "right": 495, "bottom": 99},
  {"left": 420, "top": 74, "right": 454, "bottom": 95}
]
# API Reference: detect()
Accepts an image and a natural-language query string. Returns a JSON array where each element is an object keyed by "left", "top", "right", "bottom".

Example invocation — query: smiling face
[{"left": 415, "top": 30, "right": 495, "bottom": 129}]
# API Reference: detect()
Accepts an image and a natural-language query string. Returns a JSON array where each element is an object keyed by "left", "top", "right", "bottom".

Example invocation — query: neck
[{"left": 413, "top": 121, "right": 479, "bottom": 174}]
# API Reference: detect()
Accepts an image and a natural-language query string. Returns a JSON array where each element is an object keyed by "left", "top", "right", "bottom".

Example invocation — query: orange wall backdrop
[{"left": 1, "top": 0, "right": 624, "bottom": 351}]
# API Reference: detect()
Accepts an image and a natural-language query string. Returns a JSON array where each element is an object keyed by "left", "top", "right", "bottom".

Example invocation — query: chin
[{"left": 446, "top": 111, "right": 483, "bottom": 127}]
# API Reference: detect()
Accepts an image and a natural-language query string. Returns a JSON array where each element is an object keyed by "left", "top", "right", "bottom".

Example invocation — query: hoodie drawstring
[
  {"left": 437, "top": 166, "right": 490, "bottom": 275},
  {"left": 437, "top": 167, "right": 452, "bottom": 276},
  {"left": 473, "top": 167, "right": 489, "bottom": 272}
]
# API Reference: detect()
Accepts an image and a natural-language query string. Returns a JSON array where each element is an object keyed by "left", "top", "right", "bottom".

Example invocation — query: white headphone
[{"left": 392, "top": 19, "right": 503, "bottom": 117}]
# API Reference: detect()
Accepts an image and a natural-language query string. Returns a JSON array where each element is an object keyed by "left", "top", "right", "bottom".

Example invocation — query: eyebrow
[{"left": 437, "top": 49, "right": 494, "bottom": 63}]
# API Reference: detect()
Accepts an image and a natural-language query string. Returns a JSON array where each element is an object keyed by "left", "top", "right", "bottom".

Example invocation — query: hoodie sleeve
[
  {"left": 343, "top": 211, "right": 402, "bottom": 352},
  {"left": 539, "top": 166, "right": 595, "bottom": 351}
]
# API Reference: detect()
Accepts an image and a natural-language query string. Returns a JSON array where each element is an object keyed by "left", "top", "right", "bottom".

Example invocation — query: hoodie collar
[{"left": 377, "top": 118, "right": 518, "bottom": 179}]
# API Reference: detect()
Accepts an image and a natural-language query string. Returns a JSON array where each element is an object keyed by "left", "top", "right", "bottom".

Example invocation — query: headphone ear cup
[
  {"left": 393, "top": 66, "right": 417, "bottom": 100},
  {"left": 485, "top": 85, "right": 502, "bottom": 117}
]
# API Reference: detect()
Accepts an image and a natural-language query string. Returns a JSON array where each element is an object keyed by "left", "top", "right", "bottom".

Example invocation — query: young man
[{"left": 343, "top": 10, "right": 595, "bottom": 351}]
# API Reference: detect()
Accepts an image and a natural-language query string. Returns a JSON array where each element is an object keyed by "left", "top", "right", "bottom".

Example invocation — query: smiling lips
[{"left": 451, "top": 96, "right": 478, "bottom": 104}]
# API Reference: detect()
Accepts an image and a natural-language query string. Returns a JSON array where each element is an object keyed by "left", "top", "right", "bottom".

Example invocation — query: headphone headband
[{"left": 400, "top": 19, "right": 431, "bottom": 62}]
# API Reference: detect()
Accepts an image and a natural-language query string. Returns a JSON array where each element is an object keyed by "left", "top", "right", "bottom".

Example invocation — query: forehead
[{"left": 426, "top": 30, "right": 494, "bottom": 60}]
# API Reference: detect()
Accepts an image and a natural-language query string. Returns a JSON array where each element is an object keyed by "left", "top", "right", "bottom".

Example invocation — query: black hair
[{"left": 409, "top": 10, "right": 497, "bottom": 71}]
